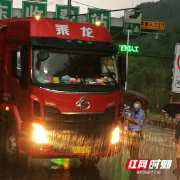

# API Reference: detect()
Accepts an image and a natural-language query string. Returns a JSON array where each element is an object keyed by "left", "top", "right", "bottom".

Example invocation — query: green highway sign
[
  {"left": 56, "top": 5, "right": 79, "bottom": 22},
  {"left": 120, "top": 45, "right": 139, "bottom": 53},
  {"left": 22, "top": 1, "right": 47, "bottom": 17},
  {"left": 0, "top": 0, "right": 12, "bottom": 19},
  {"left": 123, "top": 10, "right": 142, "bottom": 35},
  {"left": 123, "top": 23, "right": 141, "bottom": 35},
  {"left": 27, "top": 0, "right": 47, "bottom": 2},
  {"left": 88, "top": 8, "right": 110, "bottom": 31}
]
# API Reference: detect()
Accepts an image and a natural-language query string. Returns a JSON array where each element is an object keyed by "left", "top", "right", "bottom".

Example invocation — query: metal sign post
[
  {"left": 123, "top": 10, "right": 142, "bottom": 90},
  {"left": 125, "top": 29, "right": 130, "bottom": 90},
  {"left": 67, "top": 0, "right": 71, "bottom": 21}
]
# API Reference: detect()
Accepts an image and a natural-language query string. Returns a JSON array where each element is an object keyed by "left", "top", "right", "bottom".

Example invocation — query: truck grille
[
  {"left": 46, "top": 131, "right": 111, "bottom": 153},
  {"left": 44, "top": 106, "right": 116, "bottom": 123},
  {"left": 43, "top": 106, "right": 116, "bottom": 153}
]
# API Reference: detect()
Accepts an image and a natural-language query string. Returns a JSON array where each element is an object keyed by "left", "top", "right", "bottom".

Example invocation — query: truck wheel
[{"left": 3, "top": 125, "right": 19, "bottom": 165}]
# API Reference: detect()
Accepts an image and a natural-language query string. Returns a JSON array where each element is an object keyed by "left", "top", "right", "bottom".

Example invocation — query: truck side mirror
[
  {"left": 118, "top": 55, "right": 126, "bottom": 88},
  {"left": 37, "top": 48, "right": 49, "bottom": 61}
]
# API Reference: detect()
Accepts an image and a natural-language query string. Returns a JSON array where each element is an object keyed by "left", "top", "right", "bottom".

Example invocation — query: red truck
[{"left": 0, "top": 16, "right": 125, "bottom": 167}]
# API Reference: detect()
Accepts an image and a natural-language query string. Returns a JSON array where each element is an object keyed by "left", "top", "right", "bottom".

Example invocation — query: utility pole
[
  {"left": 125, "top": 29, "right": 130, "bottom": 90},
  {"left": 67, "top": 0, "right": 71, "bottom": 21}
]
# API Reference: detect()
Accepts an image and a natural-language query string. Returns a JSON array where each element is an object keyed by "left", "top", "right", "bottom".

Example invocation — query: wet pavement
[
  {"left": 138, "top": 125, "right": 176, "bottom": 180},
  {"left": 0, "top": 125, "right": 177, "bottom": 180}
]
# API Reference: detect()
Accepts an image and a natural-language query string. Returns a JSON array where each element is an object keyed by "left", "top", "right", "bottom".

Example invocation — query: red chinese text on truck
[{"left": 0, "top": 17, "right": 126, "bottom": 166}]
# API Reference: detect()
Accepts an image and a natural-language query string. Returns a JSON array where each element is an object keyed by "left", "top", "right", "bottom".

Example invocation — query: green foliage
[
  {"left": 125, "top": 0, "right": 180, "bottom": 112},
  {"left": 127, "top": 57, "right": 171, "bottom": 111},
  {"left": 137, "top": 0, "right": 180, "bottom": 29}
]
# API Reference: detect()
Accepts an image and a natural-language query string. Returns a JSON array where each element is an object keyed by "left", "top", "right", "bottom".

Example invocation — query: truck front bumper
[{"left": 18, "top": 136, "right": 121, "bottom": 159}]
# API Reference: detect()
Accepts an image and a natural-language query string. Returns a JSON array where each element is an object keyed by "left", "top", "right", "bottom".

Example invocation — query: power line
[
  {"left": 128, "top": 54, "right": 173, "bottom": 59},
  {"left": 119, "top": 34, "right": 147, "bottom": 45},
  {"left": 130, "top": 34, "right": 145, "bottom": 43},
  {"left": 112, "top": 31, "right": 123, "bottom": 40},
  {"left": 72, "top": 7, "right": 139, "bottom": 17},
  {"left": 72, "top": 1, "right": 100, "bottom": 9},
  {"left": 132, "top": 34, "right": 148, "bottom": 45},
  {"left": 72, "top": 7, "right": 139, "bottom": 24}
]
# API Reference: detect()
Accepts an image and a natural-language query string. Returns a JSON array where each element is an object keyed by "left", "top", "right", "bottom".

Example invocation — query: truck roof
[{"left": 0, "top": 17, "right": 112, "bottom": 43}]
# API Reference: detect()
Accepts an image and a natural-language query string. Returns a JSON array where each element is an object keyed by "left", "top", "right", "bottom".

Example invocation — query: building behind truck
[{"left": 0, "top": 16, "right": 125, "bottom": 166}]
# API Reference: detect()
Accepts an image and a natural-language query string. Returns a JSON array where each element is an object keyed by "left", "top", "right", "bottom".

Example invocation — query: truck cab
[{"left": 0, "top": 17, "right": 124, "bottom": 166}]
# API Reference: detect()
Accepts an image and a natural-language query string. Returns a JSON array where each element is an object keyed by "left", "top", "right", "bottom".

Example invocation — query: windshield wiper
[
  {"left": 70, "top": 60, "right": 84, "bottom": 88},
  {"left": 103, "top": 63, "right": 117, "bottom": 85},
  {"left": 79, "top": 77, "right": 85, "bottom": 88}
]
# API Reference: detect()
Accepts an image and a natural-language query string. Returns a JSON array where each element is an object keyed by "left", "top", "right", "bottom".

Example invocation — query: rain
[{"left": 0, "top": 0, "right": 179, "bottom": 180}]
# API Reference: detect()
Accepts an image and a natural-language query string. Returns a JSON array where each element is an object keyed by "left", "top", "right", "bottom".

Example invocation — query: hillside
[
  {"left": 137, "top": 0, "right": 180, "bottom": 29},
  {"left": 126, "top": 0, "right": 180, "bottom": 112}
]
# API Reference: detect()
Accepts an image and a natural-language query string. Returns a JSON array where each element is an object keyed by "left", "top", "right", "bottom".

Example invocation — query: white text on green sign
[
  {"left": 56, "top": 5, "right": 79, "bottom": 22},
  {"left": 0, "top": 0, "right": 12, "bottom": 19},
  {"left": 22, "top": 2, "right": 47, "bottom": 17},
  {"left": 120, "top": 45, "right": 139, "bottom": 53},
  {"left": 88, "top": 8, "right": 110, "bottom": 31}
]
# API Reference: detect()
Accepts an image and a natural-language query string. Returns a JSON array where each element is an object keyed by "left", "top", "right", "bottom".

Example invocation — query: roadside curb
[{"left": 145, "top": 124, "right": 176, "bottom": 132}]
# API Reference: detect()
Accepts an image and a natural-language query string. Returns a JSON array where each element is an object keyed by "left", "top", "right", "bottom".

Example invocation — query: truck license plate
[{"left": 72, "top": 146, "right": 91, "bottom": 153}]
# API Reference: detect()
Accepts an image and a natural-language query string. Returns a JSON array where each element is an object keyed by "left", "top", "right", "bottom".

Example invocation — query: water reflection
[
  {"left": 0, "top": 159, "right": 101, "bottom": 180},
  {"left": 0, "top": 126, "right": 176, "bottom": 180},
  {"left": 0, "top": 142, "right": 131, "bottom": 180}
]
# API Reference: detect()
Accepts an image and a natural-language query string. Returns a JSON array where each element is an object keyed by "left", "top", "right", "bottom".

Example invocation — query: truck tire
[
  {"left": 0, "top": 122, "right": 5, "bottom": 165},
  {"left": 0, "top": 112, "right": 20, "bottom": 167},
  {"left": 3, "top": 125, "right": 19, "bottom": 165}
]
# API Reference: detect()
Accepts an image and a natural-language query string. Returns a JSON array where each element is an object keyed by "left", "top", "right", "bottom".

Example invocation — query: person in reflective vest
[{"left": 126, "top": 98, "right": 144, "bottom": 159}]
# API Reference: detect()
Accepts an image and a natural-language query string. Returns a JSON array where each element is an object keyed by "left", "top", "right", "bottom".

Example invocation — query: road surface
[{"left": 0, "top": 125, "right": 177, "bottom": 180}]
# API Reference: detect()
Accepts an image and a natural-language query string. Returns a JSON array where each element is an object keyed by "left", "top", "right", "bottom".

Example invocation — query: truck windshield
[{"left": 32, "top": 48, "right": 119, "bottom": 86}]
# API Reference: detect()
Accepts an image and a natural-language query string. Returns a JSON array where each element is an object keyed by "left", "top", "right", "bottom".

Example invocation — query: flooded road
[{"left": 0, "top": 125, "right": 177, "bottom": 180}]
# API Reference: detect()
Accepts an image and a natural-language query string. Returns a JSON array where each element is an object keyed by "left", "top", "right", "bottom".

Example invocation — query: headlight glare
[
  {"left": 111, "top": 126, "right": 120, "bottom": 144},
  {"left": 32, "top": 123, "right": 47, "bottom": 143}
]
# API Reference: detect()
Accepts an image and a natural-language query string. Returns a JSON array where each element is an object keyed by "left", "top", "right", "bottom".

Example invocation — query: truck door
[{"left": 11, "top": 46, "right": 31, "bottom": 123}]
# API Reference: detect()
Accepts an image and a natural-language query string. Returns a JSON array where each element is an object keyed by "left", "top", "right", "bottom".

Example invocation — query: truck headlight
[
  {"left": 32, "top": 123, "right": 47, "bottom": 143},
  {"left": 111, "top": 126, "right": 120, "bottom": 144}
]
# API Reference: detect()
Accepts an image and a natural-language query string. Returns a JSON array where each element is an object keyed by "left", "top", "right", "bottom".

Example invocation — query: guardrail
[{"left": 147, "top": 115, "right": 176, "bottom": 130}]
